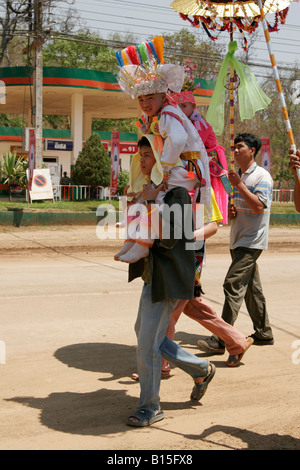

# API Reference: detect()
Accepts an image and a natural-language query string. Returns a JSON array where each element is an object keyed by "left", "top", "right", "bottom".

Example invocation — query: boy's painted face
[
  {"left": 179, "top": 102, "right": 195, "bottom": 118},
  {"left": 138, "top": 93, "right": 166, "bottom": 117},
  {"left": 139, "top": 145, "right": 156, "bottom": 176}
]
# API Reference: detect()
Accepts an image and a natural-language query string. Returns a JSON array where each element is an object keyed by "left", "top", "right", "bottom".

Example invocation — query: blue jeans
[{"left": 134, "top": 283, "right": 209, "bottom": 416}]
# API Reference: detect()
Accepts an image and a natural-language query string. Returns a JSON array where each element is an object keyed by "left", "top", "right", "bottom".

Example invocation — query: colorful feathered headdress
[
  {"left": 116, "top": 37, "right": 185, "bottom": 99},
  {"left": 116, "top": 36, "right": 165, "bottom": 68}
]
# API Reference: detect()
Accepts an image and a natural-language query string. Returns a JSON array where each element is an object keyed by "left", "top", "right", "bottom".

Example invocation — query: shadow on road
[
  {"left": 191, "top": 424, "right": 300, "bottom": 450},
  {"left": 54, "top": 342, "right": 137, "bottom": 381},
  {"left": 5, "top": 342, "right": 300, "bottom": 448}
]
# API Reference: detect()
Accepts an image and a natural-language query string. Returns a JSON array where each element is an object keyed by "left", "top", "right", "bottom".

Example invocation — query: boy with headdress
[{"left": 114, "top": 37, "right": 212, "bottom": 264}]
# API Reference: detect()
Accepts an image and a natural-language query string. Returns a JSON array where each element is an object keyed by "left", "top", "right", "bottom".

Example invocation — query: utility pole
[{"left": 33, "top": 0, "right": 43, "bottom": 169}]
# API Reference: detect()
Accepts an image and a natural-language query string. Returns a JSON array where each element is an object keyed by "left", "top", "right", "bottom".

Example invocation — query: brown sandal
[{"left": 227, "top": 336, "right": 254, "bottom": 367}]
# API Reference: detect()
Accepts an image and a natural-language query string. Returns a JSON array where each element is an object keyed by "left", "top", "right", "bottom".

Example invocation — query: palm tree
[{"left": 14, "top": 157, "right": 28, "bottom": 190}]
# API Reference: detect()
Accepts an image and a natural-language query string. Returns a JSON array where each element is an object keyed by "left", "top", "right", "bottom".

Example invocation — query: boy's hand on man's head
[
  {"left": 141, "top": 181, "right": 164, "bottom": 202},
  {"left": 126, "top": 191, "right": 140, "bottom": 205}
]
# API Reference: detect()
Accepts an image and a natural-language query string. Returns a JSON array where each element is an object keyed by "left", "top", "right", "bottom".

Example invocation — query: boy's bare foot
[{"left": 114, "top": 241, "right": 135, "bottom": 260}]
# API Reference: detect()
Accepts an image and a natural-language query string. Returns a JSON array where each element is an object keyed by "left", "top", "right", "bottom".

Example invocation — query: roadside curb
[
  {"left": 0, "top": 210, "right": 299, "bottom": 227},
  {"left": 0, "top": 210, "right": 120, "bottom": 227}
]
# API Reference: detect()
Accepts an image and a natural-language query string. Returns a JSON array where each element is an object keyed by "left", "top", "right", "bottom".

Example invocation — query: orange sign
[{"left": 10, "top": 145, "right": 28, "bottom": 159}]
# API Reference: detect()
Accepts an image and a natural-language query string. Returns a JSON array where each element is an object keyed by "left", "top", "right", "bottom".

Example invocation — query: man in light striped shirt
[{"left": 197, "top": 133, "right": 274, "bottom": 357}]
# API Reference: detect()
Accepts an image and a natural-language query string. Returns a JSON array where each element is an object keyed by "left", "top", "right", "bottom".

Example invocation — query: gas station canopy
[{"left": 0, "top": 66, "right": 215, "bottom": 175}]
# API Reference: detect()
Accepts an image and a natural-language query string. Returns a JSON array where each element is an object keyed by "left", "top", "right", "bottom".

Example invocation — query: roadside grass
[
  {"left": 0, "top": 198, "right": 120, "bottom": 211},
  {"left": 270, "top": 202, "right": 298, "bottom": 213}
]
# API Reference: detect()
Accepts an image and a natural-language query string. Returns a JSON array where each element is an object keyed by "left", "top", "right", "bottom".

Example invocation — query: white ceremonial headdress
[{"left": 115, "top": 36, "right": 185, "bottom": 99}]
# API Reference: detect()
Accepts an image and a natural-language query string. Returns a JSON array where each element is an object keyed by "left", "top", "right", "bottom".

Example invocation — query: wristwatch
[{"left": 144, "top": 199, "right": 156, "bottom": 205}]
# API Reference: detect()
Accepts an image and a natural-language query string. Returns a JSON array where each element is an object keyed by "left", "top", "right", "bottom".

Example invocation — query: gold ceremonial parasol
[
  {"left": 171, "top": 0, "right": 298, "bottom": 185},
  {"left": 171, "top": 0, "right": 292, "bottom": 18}
]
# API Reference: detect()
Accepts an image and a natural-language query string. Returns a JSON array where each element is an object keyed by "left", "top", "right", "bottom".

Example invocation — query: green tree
[
  {"left": 43, "top": 32, "right": 117, "bottom": 72},
  {"left": 0, "top": 113, "right": 24, "bottom": 127},
  {"left": 163, "top": 28, "right": 224, "bottom": 81},
  {"left": 43, "top": 114, "right": 71, "bottom": 130},
  {"left": 92, "top": 118, "right": 137, "bottom": 134},
  {"left": 258, "top": 68, "right": 300, "bottom": 188},
  {"left": 71, "top": 134, "right": 110, "bottom": 194}
]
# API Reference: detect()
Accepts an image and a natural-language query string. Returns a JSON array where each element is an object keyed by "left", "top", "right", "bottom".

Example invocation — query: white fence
[
  {"left": 53, "top": 185, "right": 111, "bottom": 201},
  {"left": 51, "top": 185, "right": 294, "bottom": 203}
]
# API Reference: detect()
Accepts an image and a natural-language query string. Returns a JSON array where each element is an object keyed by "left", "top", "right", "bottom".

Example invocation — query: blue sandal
[
  {"left": 190, "top": 363, "right": 216, "bottom": 402},
  {"left": 127, "top": 409, "right": 164, "bottom": 427}
]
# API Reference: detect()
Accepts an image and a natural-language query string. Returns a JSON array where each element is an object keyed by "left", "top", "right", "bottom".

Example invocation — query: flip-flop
[
  {"left": 126, "top": 410, "right": 164, "bottom": 427},
  {"left": 226, "top": 336, "right": 254, "bottom": 367},
  {"left": 190, "top": 363, "right": 216, "bottom": 402},
  {"left": 161, "top": 370, "right": 171, "bottom": 379}
]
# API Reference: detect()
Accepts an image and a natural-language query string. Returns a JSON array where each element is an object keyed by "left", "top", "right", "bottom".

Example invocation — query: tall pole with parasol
[{"left": 229, "top": 23, "right": 235, "bottom": 204}]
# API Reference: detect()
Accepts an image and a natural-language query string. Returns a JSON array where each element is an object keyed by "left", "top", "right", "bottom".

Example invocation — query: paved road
[{"left": 0, "top": 228, "right": 299, "bottom": 450}]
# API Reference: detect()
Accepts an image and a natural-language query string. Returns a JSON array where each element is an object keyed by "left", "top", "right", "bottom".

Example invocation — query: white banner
[
  {"left": 261, "top": 138, "right": 271, "bottom": 174},
  {"left": 110, "top": 131, "right": 120, "bottom": 195}
]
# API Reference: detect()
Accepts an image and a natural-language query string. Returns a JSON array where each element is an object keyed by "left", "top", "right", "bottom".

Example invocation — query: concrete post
[
  {"left": 33, "top": 0, "right": 43, "bottom": 169},
  {"left": 83, "top": 112, "right": 92, "bottom": 142},
  {"left": 71, "top": 93, "right": 83, "bottom": 165}
]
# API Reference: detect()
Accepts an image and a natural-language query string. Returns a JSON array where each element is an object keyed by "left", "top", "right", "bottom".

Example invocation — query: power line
[
  {"left": 52, "top": 3, "right": 300, "bottom": 66},
  {"left": 5, "top": 26, "right": 299, "bottom": 78},
  {"left": 2, "top": 1, "right": 300, "bottom": 54},
  {"left": 73, "top": 0, "right": 173, "bottom": 13},
  {"left": 69, "top": 2, "right": 300, "bottom": 31},
  {"left": 58, "top": 22, "right": 300, "bottom": 65},
  {"left": 44, "top": 31, "right": 300, "bottom": 77},
  {"left": 2, "top": 1, "right": 299, "bottom": 74}
]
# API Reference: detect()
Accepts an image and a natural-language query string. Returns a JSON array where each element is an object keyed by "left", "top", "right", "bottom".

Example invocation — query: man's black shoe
[{"left": 249, "top": 335, "right": 274, "bottom": 346}]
